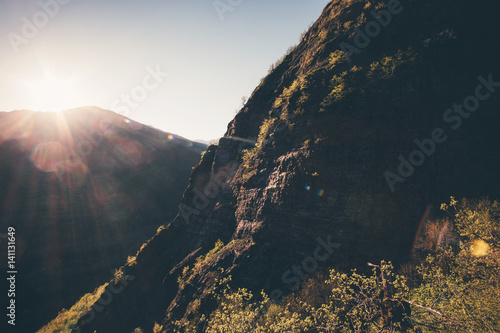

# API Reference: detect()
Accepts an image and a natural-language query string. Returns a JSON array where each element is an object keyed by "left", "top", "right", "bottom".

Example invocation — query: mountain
[
  {"left": 42, "top": 0, "right": 500, "bottom": 332},
  {"left": 0, "top": 107, "right": 206, "bottom": 332}
]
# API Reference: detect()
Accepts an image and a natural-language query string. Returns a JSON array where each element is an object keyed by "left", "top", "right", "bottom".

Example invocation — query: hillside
[
  {"left": 43, "top": 0, "right": 500, "bottom": 332},
  {"left": 0, "top": 107, "right": 206, "bottom": 332}
]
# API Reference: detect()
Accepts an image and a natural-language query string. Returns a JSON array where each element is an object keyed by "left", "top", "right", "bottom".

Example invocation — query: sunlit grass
[{"left": 37, "top": 283, "right": 108, "bottom": 333}]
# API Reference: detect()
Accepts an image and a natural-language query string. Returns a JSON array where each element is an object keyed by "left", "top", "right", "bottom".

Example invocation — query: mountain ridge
[{"left": 0, "top": 107, "right": 206, "bottom": 333}]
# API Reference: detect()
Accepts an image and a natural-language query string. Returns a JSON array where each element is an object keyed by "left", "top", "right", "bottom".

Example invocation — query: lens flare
[
  {"left": 470, "top": 239, "right": 489, "bottom": 257},
  {"left": 30, "top": 142, "right": 66, "bottom": 172}
]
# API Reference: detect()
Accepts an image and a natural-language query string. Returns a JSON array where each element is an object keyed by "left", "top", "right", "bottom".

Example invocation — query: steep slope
[
  {"left": 55, "top": 0, "right": 500, "bottom": 332},
  {"left": 0, "top": 107, "right": 206, "bottom": 333}
]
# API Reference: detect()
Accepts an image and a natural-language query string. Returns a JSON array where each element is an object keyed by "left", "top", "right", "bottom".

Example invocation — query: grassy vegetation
[
  {"left": 177, "top": 265, "right": 191, "bottom": 290},
  {"left": 37, "top": 283, "right": 109, "bottom": 333},
  {"left": 321, "top": 71, "right": 352, "bottom": 108},
  {"left": 193, "top": 239, "right": 225, "bottom": 274},
  {"left": 241, "top": 117, "right": 276, "bottom": 180},
  {"left": 153, "top": 322, "right": 165, "bottom": 333},
  {"left": 328, "top": 50, "right": 347, "bottom": 69},
  {"left": 177, "top": 240, "right": 226, "bottom": 292},
  {"left": 367, "top": 49, "right": 417, "bottom": 80},
  {"left": 39, "top": 237, "right": 142, "bottom": 332},
  {"left": 273, "top": 78, "right": 305, "bottom": 109}
]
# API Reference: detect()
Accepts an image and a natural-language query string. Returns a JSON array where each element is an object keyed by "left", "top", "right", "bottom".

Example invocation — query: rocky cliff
[{"left": 62, "top": 0, "right": 500, "bottom": 332}]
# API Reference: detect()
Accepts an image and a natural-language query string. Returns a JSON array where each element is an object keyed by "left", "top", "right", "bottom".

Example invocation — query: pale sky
[{"left": 1, "top": 0, "right": 329, "bottom": 141}]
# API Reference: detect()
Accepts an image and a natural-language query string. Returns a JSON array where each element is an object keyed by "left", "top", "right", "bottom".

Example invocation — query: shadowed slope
[{"left": 0, "top": 107, "right": 206, "bottom": 333}]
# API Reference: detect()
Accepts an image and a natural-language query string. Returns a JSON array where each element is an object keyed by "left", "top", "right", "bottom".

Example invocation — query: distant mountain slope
[
  {"left": 46, "top": 0, "right": 500, "bottom": 332},
  {"left": 0, "top": 107, "right": 206, "bottom": 333}
]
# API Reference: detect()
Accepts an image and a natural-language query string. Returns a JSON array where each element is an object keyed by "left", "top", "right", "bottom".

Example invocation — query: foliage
[
  {"left": 178, "top": 265, "right": 191, "bottom": 290},
  {"left": 318, "top": 28, "right": 329, "bottom": 44},
  {"left": 305, "top": 262, "right": 411, "bottom": 332},
  {"left": 113, "top": 265, "right": 135, "bottom": 285},
  {"left": 273, "top": 78, "right": 305, "bottom": 109},
  {"left": 37, "top": 284, "right": 109, "bottom": 333},
  {"left": 193, "top": 239, "right": 225, "bottom": 274},
  {"left": 343, "top": 20, "right": 354, "bottom": 32},
  {"left": 328, "top": 50, "right": 347, "bottom": 69},
  {"left": 156, "top": 225, "right": 167, "bottom": 234},
  {"left": 442, "top": 197, "right": 500, "bottom": 247},
  {"left": 198, "top": 276, "right": 305, "bottom": 333},
  {"left": 206, "top": 284, "right": 270, "bottom": 332},
  {"left": 241, "top": 117, "right": 276, "bottom": 174},
  {"left": 256, "top": 117, "right": 275, "bottom": 149},
  {"left": 177, "top": 263, "right": 411, "bottom": 333},
  {"left": 367, "top": 49, "right": 416, "bottom": 80},
  {"left": 410, "top": 197, "right": 500, "bottom": 332},
  {"left": 356, "top": 12, "right": 367, "bottom": 28},
  {"left": 321, "top": 71, "right": 353, "bottom": 107},
  {"left": 153, "top": 322, "right": 164, "bottom": 333},
  {"left": 126, "top": 255, "right": 137, "bottom": 266}
]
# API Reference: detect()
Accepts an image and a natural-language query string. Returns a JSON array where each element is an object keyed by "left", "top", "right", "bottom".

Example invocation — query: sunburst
[{"left": 23, "top": 71, "right": 86, "bottom": 112}]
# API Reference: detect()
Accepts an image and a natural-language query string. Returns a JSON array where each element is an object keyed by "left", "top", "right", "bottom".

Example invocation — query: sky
[{"left": 0, "top": 0, "right": 330, "bottom": 141}]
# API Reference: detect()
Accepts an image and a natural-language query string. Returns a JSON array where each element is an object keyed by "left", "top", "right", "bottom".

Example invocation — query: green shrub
[
  {"left": 273, "top": 79, "right": 303, "bottom": 109},
  {"left": 193, "top": 240, "right": 225, "bottom": 274},
  {"left": 367, "top": 49, "right": 415, "bottom": 80},
  {"left": 178, "top": 265, "right": 191, "bottom": 290},
  {"left": 241, "top": 117, "right": 275, "bottom": 175},
  {"left": 328, "top": 50, "right": 347, "bottom": 69},
  {"left": 320, "top": 71, "right": 353, "bottom": 109},
  {"left": 410, "top": 197, "right": 500, "bottom": 332},
  {"left": 153, "top": 322, "right": 164, "bottom": 333}
]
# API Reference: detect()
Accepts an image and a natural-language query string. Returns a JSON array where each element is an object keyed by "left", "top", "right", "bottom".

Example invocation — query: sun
[{"left": 24, "top": 72, "right": 86, "bottom": 112}]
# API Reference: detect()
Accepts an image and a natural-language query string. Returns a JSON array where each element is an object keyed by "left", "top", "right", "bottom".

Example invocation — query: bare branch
[{"left": 403, "top": 299, "right": 444, "bottom": 317}]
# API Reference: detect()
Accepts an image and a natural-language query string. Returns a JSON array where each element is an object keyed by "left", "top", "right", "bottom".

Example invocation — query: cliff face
[{"left": 74, "top": 0, "right": 500, "bottom": 332}]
